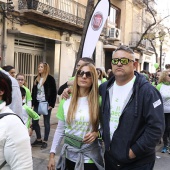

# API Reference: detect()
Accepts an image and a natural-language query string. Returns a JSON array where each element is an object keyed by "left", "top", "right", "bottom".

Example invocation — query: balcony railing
[{"left": 18, "top": 0, "right": 86, "bottom": 27}]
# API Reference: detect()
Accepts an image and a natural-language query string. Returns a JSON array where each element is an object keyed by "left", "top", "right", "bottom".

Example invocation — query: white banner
[{"left": 82, "top": 0, "right": 110, "bottom": 58}]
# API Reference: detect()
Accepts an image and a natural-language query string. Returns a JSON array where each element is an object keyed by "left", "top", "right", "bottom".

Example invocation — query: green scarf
[{"left": 0, "top": 100, "right": 4, "bottom": 104}]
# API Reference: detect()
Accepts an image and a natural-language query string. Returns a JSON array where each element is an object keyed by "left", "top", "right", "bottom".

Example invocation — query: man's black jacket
[{"left": 99, "top": 71, "right": 165, "bottom": 166}]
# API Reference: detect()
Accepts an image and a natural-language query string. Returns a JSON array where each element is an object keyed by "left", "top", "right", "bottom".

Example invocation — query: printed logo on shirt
[{"left": 153, "top": 99, "right": 161, "bottom": 108}]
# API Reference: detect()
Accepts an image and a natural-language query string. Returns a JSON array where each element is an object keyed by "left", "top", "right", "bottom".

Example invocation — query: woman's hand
[
  {"left": 48, "top": 106, "right": 52, "bottom": 110},
  {"left": 83, "top": 132, "right": 98, "bottom": 144},
  {"left": 47, "top": 153, "right": 55, "bottom": 170}
]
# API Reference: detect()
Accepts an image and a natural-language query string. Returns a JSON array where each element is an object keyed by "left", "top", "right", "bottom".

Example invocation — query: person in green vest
[
  {"left": 156, "top": 70, "right": 170, "bottom": 153},
  {"left": 16, "top": 73, "right": 32, "bottom": 108},
  {"left": 20, "top": 87, "right": 40, "bottom": 135},
  {"left": 96, "top": 68, "right": 107, "bottom": 86}
]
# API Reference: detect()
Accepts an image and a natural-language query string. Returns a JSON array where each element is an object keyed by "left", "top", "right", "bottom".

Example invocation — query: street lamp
[{"left": 159, "top": 31, "right": 165, "bottom": 70}]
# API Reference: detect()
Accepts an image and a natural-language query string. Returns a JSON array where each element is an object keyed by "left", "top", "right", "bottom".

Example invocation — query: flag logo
[{"left": 91, "top": 12, "right": 103, "bottom": 31}]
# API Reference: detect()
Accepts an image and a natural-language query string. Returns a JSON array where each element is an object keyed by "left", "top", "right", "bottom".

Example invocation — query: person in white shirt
[
  {"left": 48, "top": 63, "right": 104, "bottom": 170},
  {"left": 0, "top": 71, "right": 33, "bottom": 170},
  {"left": 0, "top": 57, "right": 22, "bottom": 119}
]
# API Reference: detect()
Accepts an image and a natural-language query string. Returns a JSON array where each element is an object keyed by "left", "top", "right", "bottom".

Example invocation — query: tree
[{"left": 133, "top": 0, "right": 170, "bottom": 64}]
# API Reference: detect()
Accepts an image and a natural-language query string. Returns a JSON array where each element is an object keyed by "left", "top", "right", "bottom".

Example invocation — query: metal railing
[{"left": 18, "top": 0, "right": 86, "bottom": 27}]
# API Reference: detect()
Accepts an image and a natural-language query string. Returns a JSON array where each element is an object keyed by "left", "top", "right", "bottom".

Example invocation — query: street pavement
[{"left": 31, "top": 104, "right": 170, "bottom": 170}]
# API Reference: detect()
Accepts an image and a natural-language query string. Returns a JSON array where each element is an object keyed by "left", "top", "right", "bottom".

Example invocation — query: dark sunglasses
[
  {"left": 77, "top": 70, "right": 92, "bottom": 78},
  {"left": 112, "top": 58, "right": 134, "bottom": 65}
]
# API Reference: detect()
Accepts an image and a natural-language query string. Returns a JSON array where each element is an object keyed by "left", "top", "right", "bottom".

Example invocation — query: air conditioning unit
[{"left": 108, "top": 28, "right": 121, "bottom": 41}]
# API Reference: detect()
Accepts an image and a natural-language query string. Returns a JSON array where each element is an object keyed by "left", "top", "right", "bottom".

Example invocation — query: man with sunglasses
[{"left": 99, "top": 45, "right": 164, "bottom": 170}]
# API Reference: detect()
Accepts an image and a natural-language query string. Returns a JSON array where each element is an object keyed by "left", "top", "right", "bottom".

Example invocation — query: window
[{"left": 108, "top": 6, "right": 121, "bottom": 28}]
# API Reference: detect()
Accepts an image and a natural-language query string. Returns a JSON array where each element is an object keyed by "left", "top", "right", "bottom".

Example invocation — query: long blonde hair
[
  {"left": 158, "top": 70, "right": 170, "bottom": 84},
  {"left": 67, "top": 63, "right": 99, "bottom": 131},
  {"left": 34, "top": 62, "right": 50, "bottom": 85}
]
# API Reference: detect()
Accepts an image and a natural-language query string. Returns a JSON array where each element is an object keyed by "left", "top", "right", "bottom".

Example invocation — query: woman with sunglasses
[
  {"left": 0, "top": 72, "right": 33, "bottom": 169},
  {"left": 156, "top": 70, "right": 170, "bottom": 153},
  {"left": 48, "top": 63, "right": 104, "bottom": 170},
  {"left": 16, "top": 73, "right": 32, "bottom": 108},
  {"left": 31, "top": 62, "right": 57, "bottom": 149}
]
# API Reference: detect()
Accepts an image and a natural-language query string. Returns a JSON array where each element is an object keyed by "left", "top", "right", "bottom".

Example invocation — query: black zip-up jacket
[
  {"left": 99, "top": 71, "right": 165, "bottom": 166},
  {"left": 32, "top": 75, "right": 57, "bottom": 108}
]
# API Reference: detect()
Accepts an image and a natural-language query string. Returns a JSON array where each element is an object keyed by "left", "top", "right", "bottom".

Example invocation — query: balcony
[
  {"left": 133, "top": 0, "right": 146, "bottom": 8},
  {"left": 145, "top": 40, "right": 155, "bottom": 54},
  {"left": 18, "top": 0, "right": 86, "bottom": 34},
  {"left": 129, "top": 32, "right": 146, "bottom": 50}
]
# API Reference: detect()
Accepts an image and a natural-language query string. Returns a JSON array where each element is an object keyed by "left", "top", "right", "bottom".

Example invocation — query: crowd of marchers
[{"left": 0, "top": 45, "right": 168, "bottom": 170}]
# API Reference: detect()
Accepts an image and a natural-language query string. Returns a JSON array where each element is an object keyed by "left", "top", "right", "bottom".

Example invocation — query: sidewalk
[{"left": 31, "top": 103, "right": 63, "bottom": 170}]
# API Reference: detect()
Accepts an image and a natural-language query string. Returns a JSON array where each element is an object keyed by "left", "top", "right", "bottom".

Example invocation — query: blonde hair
[
  {"left": 34, "top": 62, "right": 50, "bottom": 85},
  {"left": 67, "top": 63, "right": 99, "bottom": 131},
  {"left": 158, "top": 70, "right": 170, "bottom": 83}
]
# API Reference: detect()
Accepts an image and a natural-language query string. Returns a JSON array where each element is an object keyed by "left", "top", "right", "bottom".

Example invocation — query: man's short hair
[
  {"left": 80, "top": 57, "right": 95, "bottom": 65},
  {"left": 0, "top": 71, "right": 12, "bottom": 105},
  {"left": 112, "top": 45, "right": 135, "bottom": 60},
  {"left": 2, "top": 65, "right": 14, "bottom": 72}
]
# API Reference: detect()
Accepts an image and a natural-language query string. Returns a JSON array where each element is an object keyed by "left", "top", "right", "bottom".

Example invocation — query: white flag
[{"left": 82, "top": 0, "right": 110, "bottom": 58}]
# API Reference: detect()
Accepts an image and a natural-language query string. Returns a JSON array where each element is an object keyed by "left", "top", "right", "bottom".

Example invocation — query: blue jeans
[{"left": 32, "top": 104, "right": 52, "bottom": 141}]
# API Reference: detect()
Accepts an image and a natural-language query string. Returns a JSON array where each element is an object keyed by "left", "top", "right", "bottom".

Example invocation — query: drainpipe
[{"left": 2, "top": 14, "right": 7, "bottom": 66}]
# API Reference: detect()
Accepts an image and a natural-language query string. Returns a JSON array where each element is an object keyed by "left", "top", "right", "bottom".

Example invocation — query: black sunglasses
[
  {"left": 112, "top": 58, "right": 134, "bottom": 65},
  {"left": 77, "top": 70, "right": 92, "bottom": 78}
]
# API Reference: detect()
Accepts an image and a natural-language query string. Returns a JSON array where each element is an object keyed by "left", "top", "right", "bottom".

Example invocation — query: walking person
[
  {"left": 31, "top": 62, "right": 57, "bottom": 149},
  {"left": 16, "top": 73, "right": 32, "bottom": 108},
  {"left": 47, "top": 63, "right": 104, "bottom": 170},
  {"left": 156, "top": 70, "right": 170, "bottom": 153},
  {"left": 0, "top": 71, "right": 33, "bottom": 170},
  {"left": 99, "top": 45, "right": 164, "bottom": 170},
  {"left": 0, "top": 57, "right": 22, "bottom": 118}
]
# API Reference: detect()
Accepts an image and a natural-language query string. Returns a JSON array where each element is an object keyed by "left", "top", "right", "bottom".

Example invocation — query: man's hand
[
  {"left": 67, "top": 80, "right": 74, "bottom": 86},
  {"left": 61, "top": 88, "right": 71, "bottom": 100},
  {"left": 83, "top": 132, "right": 98, "bottom": 144},
  {"left": 47, "top": 153, "right": 55, "bottom": 170},
  {"left": 129, "top": 149, "right": 136, "bottom": 159}
]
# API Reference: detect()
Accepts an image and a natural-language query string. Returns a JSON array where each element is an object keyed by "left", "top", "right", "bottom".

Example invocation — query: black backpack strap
[
  {"left": 0, "top": 113, "right": 24, "bottom": 124},
  {"left": 0, "top": 161, "right": 7, "bottom": 169}
]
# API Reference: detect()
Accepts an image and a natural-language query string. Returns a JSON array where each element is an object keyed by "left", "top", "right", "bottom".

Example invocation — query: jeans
[
  {"left": 104, "top": 152, "right": 155, "bottom": 170},
  {"left": 32, "top": 104, "right": 52, "bottom": 141}
]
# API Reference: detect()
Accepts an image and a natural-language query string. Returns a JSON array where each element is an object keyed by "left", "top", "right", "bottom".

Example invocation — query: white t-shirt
[
  {"left": 0, "top": 102, "right": 33, "bottom": 170},
  {"left": 36, "top": 78, "right": 46, "bottom": 101},
  {"left": 160, "top": 84, "right": 170, "bottom": 113},
  {"left": 57, "top": 96, "right": 93, "bottom": 163},
  {"left": 109, "top": 76, "right": 136, "bottom": 140}
]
